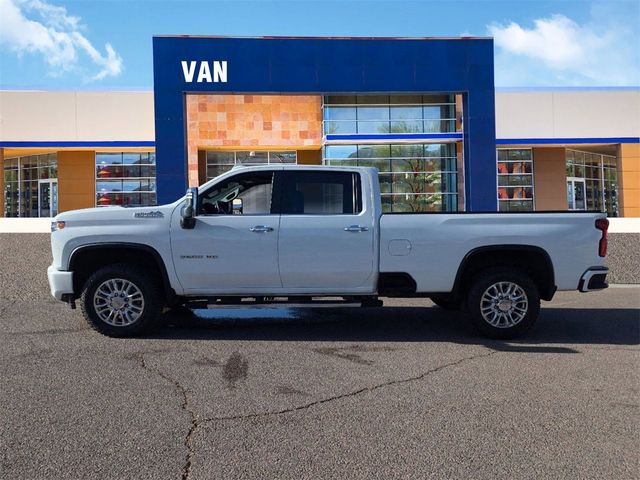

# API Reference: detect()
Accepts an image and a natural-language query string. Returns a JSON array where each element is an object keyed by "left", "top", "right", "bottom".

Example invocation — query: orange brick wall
[
  {"left": 618, "top": 143, "right": 640, "bottom": 217},
  {"left": 186, "top": 94, "right": 322, "bottom": 186}
]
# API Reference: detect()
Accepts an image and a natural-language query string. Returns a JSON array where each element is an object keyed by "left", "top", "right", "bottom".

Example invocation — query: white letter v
[{"left": 181, "top": 61, "right": 196, "bottom": 83}]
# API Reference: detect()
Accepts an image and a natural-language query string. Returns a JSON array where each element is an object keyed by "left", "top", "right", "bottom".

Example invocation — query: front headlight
[{"left": 51, "top": 221, "right": 66, "bottom": 232}]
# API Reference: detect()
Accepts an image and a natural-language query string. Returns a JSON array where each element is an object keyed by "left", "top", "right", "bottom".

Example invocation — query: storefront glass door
[
  {"left": 566, "top": 178, "right": 586, "bottom": 210},
  {"left": 38, "top": 180, "right": 58, "bottom": 217}
]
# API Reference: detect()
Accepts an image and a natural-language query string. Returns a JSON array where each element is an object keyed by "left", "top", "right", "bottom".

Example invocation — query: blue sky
[{"left": 0, "top": 0, "right": 639, "bottom": 89}]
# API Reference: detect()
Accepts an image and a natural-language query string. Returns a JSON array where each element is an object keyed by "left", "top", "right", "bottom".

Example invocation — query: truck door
[
  {"left": 277, "top": 170, "right": 376, "bottom": 293},
  {"left": 170, "top": 170, "right": 282, "bottom": 294}
]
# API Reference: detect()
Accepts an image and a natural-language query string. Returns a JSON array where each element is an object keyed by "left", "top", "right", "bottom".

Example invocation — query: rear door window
[{"left": 279, "top": 171, "right": 362, "bottom": 215}]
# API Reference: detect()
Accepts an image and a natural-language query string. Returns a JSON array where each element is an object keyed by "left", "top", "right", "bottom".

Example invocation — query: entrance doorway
[
  {"left": 566, "top": 177, "right": 586, "bottom": 210},
  {"left": 38, "top": 180, "right": 58, "bottom": 217}
]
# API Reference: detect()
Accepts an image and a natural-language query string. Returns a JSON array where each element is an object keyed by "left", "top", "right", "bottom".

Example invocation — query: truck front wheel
[
  {"left": 466, "top": 267, "right": 540, "bottom": 339},
  {"left": 80, "top": 264, "right": 162, "bottom": 337}
]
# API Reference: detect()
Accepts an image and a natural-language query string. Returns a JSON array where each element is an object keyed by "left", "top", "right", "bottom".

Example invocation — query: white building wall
[
  {"left": 0, "top": 89, "right": 638, "bottom": 142},
  {"left": 495, "top": 89, "right": 640, "bottom": 140},
  {"left": 0, "top": 91, "right": 155, "bottom": 142}
]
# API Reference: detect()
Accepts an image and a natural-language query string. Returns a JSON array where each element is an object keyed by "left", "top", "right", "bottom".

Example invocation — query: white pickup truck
[{"left": 48, "top": 166, "right": 609, "bottom": 339}]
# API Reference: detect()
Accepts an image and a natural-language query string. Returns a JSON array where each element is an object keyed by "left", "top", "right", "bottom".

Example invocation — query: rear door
[{"left": 277, "top": 170, "right": 376, "bottom": 293}]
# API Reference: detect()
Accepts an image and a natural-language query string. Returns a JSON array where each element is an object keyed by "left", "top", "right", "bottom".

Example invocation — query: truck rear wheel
[
  {"left": 466, "top": 267, "right": 540, "bottom": 339},
  {"left": 80, "top": 264, "right": 162, "bottom": 337}
]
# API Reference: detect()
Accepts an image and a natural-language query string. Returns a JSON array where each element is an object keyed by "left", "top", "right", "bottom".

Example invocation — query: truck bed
[{"left": 379, "top": 212, "right": 606, "bottom": 293}]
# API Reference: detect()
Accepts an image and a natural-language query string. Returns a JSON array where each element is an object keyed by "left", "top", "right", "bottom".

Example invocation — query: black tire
[
  {"left": 80, "top": 263, "right": 163, "bottom": 337},
  {"left": 466, "top": 267, "right": 540, "bottom": 339},
  {"left": 430, "top": 295, "right": 462, "bottom": 311}
]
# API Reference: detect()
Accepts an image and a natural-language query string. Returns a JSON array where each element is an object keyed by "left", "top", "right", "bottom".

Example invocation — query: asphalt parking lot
[{"left": 1, "top": 234, "right": 639, "bottom": 480}]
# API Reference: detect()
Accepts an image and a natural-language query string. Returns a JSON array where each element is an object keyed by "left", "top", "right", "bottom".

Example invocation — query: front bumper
[
  {"left": 578, "top": 267, "right": 609, "bottom": 292},
  {"left": 47, "top": 266, "right": 74, "bottom": 300}
]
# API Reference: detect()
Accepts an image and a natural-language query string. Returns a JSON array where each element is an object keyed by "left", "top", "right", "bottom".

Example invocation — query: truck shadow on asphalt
[{"left": 144, "top": 306, "right": 640, "bottom": 352}]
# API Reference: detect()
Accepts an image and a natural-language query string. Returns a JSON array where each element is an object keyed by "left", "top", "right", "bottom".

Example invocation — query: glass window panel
[
  {"left": 97, "top": 180, "right": 123, "bottom": 193},
  {"left": 96, "top": 152, "right": 155, "bottom": 207},
  {"left": 207, "top": 151, "right": 235, "bottom": 164},
  {"left": 357, "top": 144, "right": 390, "bottom": 158},
  {"left": 358, "top": 158, "right": 391, "bottom": 172},
  {"left": 207, "top": 165, "right": 232, "bottom": 179},
  {"left": 357, "top": 107, "right": 389, "bottom": 121},
  {"left": 390, "top": 106, "right": 422, "bottom": 120},
  {"left": 390, "top": 120, "right": 423, "bottom": 133},
  {"left": 22, "top": 156, "right": 37, "bottom": 168},
  {"left": 236, "top": 151, "right": 269, "bottom": 163},
  {"left": 324, "top": 120, "right": 357, "bottom": 135},
  {"left": 379, "top": 176, "right": 393, "bottom": 194},
  {"left": 424, "top": 144, "right": 454, "bottom": 158},
  {"left": 324, "top": 106, "right": 356, "bottom": 121},
  {"left": 269, "top": 151, "right": 296, "bottom": 163},
  {"left": 566, "top": 162, "right": 575, "bottom": 177},
  {"left": 326, "top": 159, "right": 358, "bottom": 167},
  {"left": 119, "top": 193, "right": 142, "bottom": 207},
  {"left": 122, "top": 153, "right": 142, "bottom": 164},
  {"left": 122, "top": 180, "right": 143, "bottom": 192},
  {"left": 122, "top": 165, "right": 142, "bottom": 178},
  {"left": 97, "top": 165, "right": 123, "bottom": 178},
  {"left": 4, "top": 169, "right": 17, "bottom": 182},
  {"left": 507, "top": 174, "right": 533, "bottom": 187},
  {"left": 96, "top": 153, "right": 122, "bottom": 166},
  {"left": 422, "top": 106, "right": 442, "bottom": 120},
  {"left": 323, "top": 142, "right": 458, "bottom": 212},
  {"left": 505, "top": 200, "right": 534, "bottom": 212},
  {"left": 391, "top": 144, "right": 424, "bottom": 158},
  {"left": 325, "top": 145, "right": 357, "bottom": 159}
]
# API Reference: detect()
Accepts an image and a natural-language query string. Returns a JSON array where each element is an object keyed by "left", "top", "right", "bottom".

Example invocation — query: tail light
[{"left": 595, "top": 218, "right": 609, "bottom": 257}]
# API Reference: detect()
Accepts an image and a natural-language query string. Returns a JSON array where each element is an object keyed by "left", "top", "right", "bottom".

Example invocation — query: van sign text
[{"left": 181, "top": 61, "right": 227, "bottom": 83}]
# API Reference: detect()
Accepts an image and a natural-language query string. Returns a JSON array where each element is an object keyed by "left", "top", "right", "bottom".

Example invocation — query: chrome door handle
[
  {"left": 344, "top": 225, "right": 369, "bottom": 232},
  {"left": 250, "top": 225, "right": 274, "bottom": 233}
]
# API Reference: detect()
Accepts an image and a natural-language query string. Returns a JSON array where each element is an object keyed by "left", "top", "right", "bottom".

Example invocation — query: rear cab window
[{"left": 278, "top": 171, "right": 362, "bottom": 215}]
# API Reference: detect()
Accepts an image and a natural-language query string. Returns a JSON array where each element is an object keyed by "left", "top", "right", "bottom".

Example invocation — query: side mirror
[
  {"left": 180, "top": 187, "right": 198, "bottom": 229},
  {"left": 232, "top": 198, "right": 243, "bottom": 215}
]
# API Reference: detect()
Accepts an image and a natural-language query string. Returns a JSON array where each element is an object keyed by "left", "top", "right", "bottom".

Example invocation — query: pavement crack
[
  {"left": 139, "top": 353, "right": 197, "bottom": 480},
  {"left": 203, "top": 349, "right": 498, "bottom": 423}
]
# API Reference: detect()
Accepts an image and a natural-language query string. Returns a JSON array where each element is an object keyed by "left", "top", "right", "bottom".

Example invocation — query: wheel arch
[
  {"left": 452, "top": 245, "right": 556, "bottom": 301},
  {"left": 68, "top": 243, "right": 176, "bottom": 303}
]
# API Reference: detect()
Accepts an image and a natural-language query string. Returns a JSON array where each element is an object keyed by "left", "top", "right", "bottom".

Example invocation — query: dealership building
[{"left": 1, "top": 36, "right": 639, "bottom": 218}]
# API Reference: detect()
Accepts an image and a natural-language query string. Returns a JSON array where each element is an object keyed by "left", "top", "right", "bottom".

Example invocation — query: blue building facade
[{"left": 152, "top": 36, "right": 497, "bottom": 211}]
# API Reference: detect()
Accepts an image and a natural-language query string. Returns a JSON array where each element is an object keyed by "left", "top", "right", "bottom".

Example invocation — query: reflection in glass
[
  {"left": 323, "top": 94, "right": 458, "bottom": 135},
  {"left": 323, "top": 142, "right": 459, "bottom": 212}
]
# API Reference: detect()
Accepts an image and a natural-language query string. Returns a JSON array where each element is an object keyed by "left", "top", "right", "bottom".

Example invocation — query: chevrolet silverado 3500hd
[{"left": 48, "top": 166, "right": 609, "bottom": 338}]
